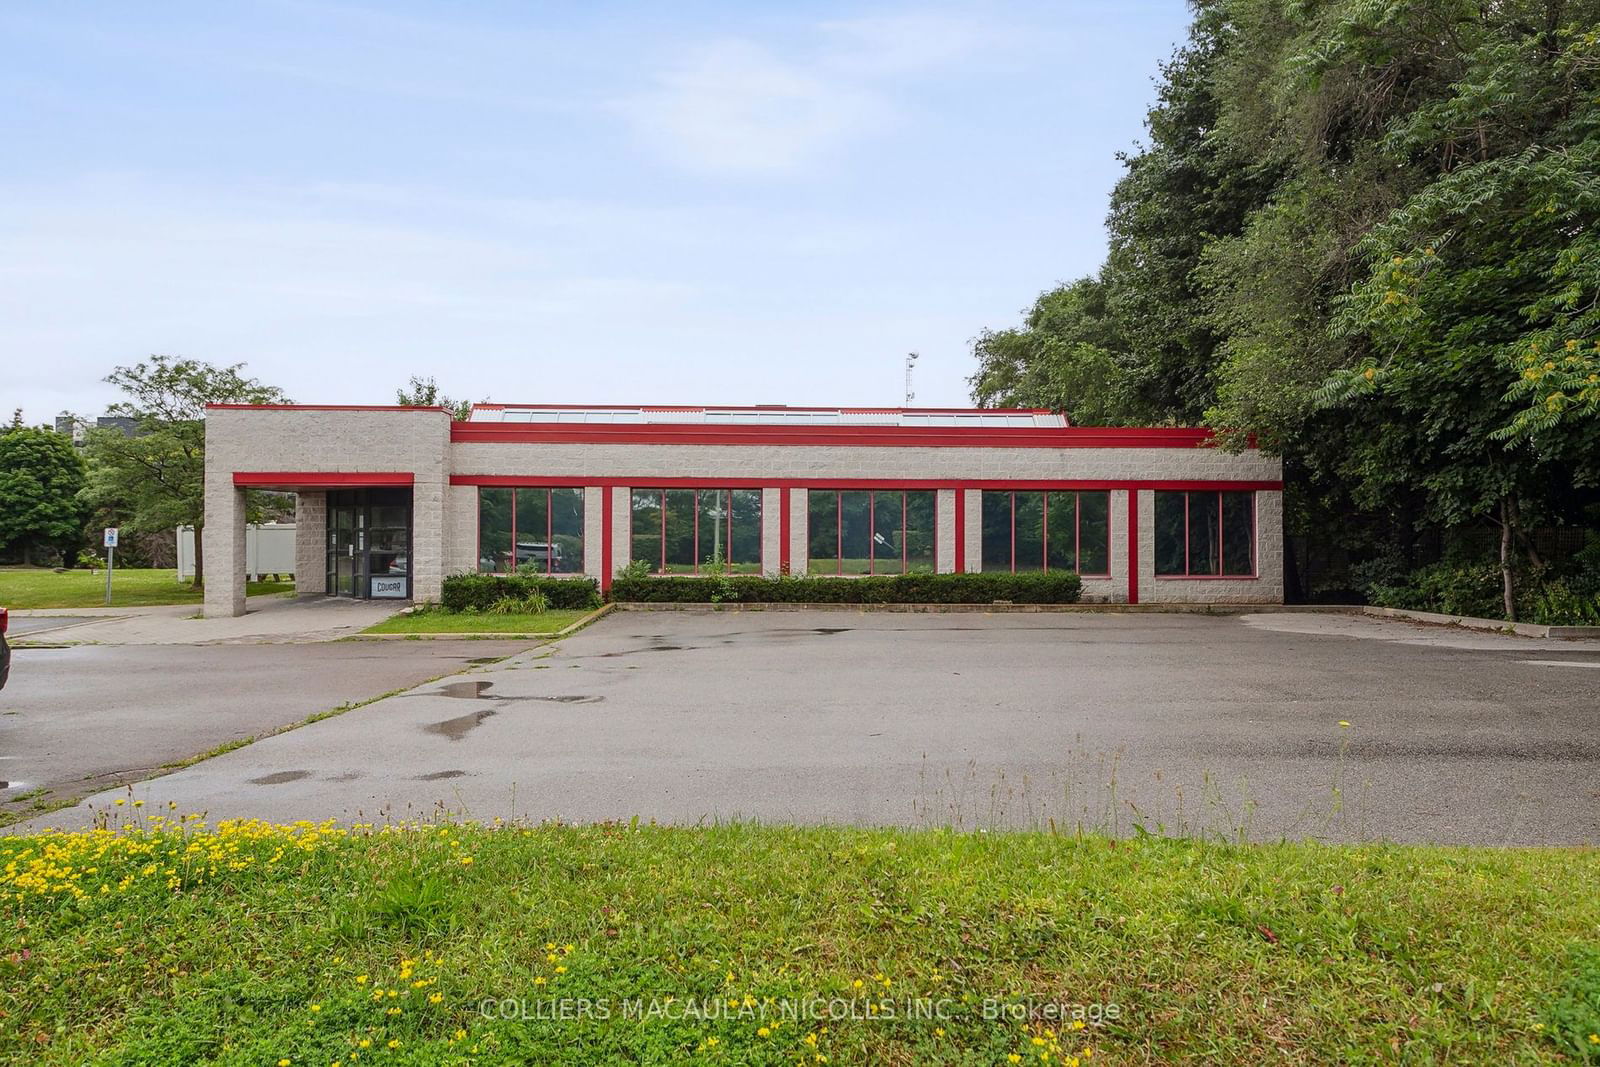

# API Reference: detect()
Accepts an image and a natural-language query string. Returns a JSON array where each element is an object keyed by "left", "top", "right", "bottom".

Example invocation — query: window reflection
[{"left": 980, "top": 490, "right": 1111, "bottom": 575}]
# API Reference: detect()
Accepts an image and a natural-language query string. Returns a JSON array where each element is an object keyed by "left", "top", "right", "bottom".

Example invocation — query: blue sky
[{"left": 2, "top": 1, "right": 1192, "bottom": 423}]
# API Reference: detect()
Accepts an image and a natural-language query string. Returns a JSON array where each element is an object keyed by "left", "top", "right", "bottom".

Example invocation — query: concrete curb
[
  {"left": 352, "top": 602, "right": 616, "bottom": 640},
  {"left": 1360, "top": 605, "right": 1600, "bottom": 640},
  {"left": 610, "top": 602, "right": 1354, "bottom": 615}
]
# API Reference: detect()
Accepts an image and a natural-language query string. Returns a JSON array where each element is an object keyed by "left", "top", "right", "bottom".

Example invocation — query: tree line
[{"left": 969, "top": 0, "right": 1600, "bottom": 622}]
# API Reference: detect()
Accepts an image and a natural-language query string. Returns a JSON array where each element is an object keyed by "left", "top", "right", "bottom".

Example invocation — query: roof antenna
[{"left": 904, "top": 351, "right": 918, "bottom": 406}]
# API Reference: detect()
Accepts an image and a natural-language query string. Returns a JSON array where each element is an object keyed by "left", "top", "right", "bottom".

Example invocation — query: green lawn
[
  {"left": 0, "top": 567, "right": 294, "bottom": 609},
  {"left": 3, "top": 822, "right": 1598, "bottom": 1064},
  {"left": 363, "top": 608, "right": 593, "bottom": 635}
]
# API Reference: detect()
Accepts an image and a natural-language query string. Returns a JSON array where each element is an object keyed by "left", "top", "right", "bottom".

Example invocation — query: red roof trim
[
  {"left": 450, "top": 423, "right": 1219, "bottom": 449},
  {"left": 207, "top": 404, "right": 451, "bottom": 413},
  {"left": 233, "top": 471, "right": 416, "bottom": 488},
  {"left": 451, "top": 475, "right": 1283, "bottom": 491}
]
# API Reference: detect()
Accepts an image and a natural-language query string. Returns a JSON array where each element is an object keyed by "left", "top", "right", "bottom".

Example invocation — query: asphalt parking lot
[
  {"left": 0, "top": 639, "right": 535, "bottom": 818},
  {"left": 15, "top": 610, "right": 1600, "bottom": 844}
]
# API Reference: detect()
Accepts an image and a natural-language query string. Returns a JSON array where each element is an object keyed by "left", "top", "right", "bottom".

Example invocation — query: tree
[
  {"left": 396, "top": 376, "right": 472, "bottom": 420},
  {"left": 970, "top": 0, "right": 1600, "bottom": 612},
  {"left": 83, "top": 356, "right": 288, "bottom": 588},
  {"left": 0, "top": 426, "right": 88, "bottom": 566},
  {"left": 968, "top": 278, "right": 1148, "bottom": 425}
]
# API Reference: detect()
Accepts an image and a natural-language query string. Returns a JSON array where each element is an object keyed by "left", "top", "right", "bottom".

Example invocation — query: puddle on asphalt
[
  {"left": 813, "top": 628, "right": 851, "bottom": 635},
  {"left": 440, "top": 680, "right": 495, "bottom": 699},
  {"left": 417, "top": 770, "right": 468, "bottom": 780},
  {"left": 466, "top": 657, "right": 500, "bottom": 665},
  {"left": 326, "top": 771, "right": 364, "bottom": 782},
  {"left": 426, "top": 708, "right": 497, "bottom": 741},
  {"left": 249, "top": 770, "right": 312, "bottom": 785}
]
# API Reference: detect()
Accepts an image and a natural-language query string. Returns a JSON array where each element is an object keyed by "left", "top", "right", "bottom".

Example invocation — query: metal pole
[{"left": 104, "top": 545, "right": 114, "bottom": 606}]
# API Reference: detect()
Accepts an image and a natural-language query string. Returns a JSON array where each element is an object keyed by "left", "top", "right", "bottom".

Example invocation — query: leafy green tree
[
  {"left": 973, "top": 0, "right": 1600, "bottom": 613},
  {"left": 396, "top": 376, "right": 472, "bottom": 420},
  {"left": 969, "top": 278, "right": 1146, "bottom": 425},
  {"left": 84, "top": 356, "right": 287, "bottom": 588},
  {"left": 0, "top": 426, "right": 88, "bottom": 566}
]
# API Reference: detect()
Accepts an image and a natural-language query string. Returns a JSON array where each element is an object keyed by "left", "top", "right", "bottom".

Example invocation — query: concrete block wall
[
  {"left": 202, "top": 478, "right": 248, "bottom": 617},
  {"left": 204, "top": 407, "right": 451, "bottom": 617},
  {"left": 293, "top": 491, "right": 327, "bottom": 595},
  {"left": 761, "top": 489, "right": 783, "bottom": 576},
  {"left": 935, "top": 489, "right": 957, "bottom": 573},
  {"left": 609, "top": 487, "right": 630, "bottom": 580},
  {"left": 788, "top": 489, "right": 809, "bottom": 574},
  {"left": 583, "top": 487, "right": 605, "bottom": 581},
  {"left": 444, "top": 483, "right": 478, "bottom": 578}
]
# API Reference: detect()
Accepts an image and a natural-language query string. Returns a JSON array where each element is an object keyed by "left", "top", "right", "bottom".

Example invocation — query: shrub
[
  {"left": 441, "top": 573, "right": 601, "bottom": 612},
  {"left": 609, "top": 570, "right": 1082, "bottom": 605},
  {"left": 486, "top": 592, "right": 549, "bottom": 616},
  {"left": 1531, "top": 580, "right": 1600, "bottom": 626}
]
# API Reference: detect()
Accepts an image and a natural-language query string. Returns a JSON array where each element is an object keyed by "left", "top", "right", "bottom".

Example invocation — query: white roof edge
[{"left": 469, "top": 406, "right": 1067, "bottom": 428}]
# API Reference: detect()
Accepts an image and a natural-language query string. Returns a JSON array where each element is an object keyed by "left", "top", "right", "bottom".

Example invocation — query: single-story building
[{"left": 202, "top": 403, "right": 1284, "bottom": 616}]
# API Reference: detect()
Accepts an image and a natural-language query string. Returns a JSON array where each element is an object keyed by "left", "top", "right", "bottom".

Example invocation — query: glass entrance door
[{"left": 325, "top": 489, "right": 412, "bottom": 600}]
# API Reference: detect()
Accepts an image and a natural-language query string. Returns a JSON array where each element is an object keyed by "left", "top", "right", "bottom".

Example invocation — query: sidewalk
[{"left": 11, "top": 595, "right": 398, "bottom": 646}]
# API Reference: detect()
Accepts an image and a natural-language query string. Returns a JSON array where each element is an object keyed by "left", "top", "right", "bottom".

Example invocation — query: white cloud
[
  {"left": 620, "top": 38, "right": 887, "bottom": 175},
  {"left": 619, "top": 14, "right": 990, "bottom": 176}
]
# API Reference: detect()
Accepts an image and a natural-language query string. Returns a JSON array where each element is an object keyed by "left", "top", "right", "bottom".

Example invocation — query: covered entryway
[{"left": 326, "top": 488, "right": 413, "bottom": 600}]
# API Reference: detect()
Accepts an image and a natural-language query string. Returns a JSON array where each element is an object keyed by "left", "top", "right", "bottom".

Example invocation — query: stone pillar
[
  {"left": 583, "top": 486, "right": 605, "bottom": 581},
  {"left": 935, "top": 489, "right": 956, "bottom": 573},
  {"left": 445, "top": 483, "right": 479, "bottom": 577},
  {"left": 788, "top": 489, "right": 809, "bottom": 575},
  {"left": 761, "top": 488, "right": 782, "bottom": 576},
  {"left": 294, "top": 491, "right": 327, "bottom": 595},
  {"left": 411, "top": 475, "right": 447, "bottom": 603},
  {"left": 203, "top": 481, "right": 247, "bottom": 617},
  {"left": 610, "top": 487, "right": 631, "bottom": 578},
  {"left": 963, "top": 490, "right": 983, "bottom": 573}
]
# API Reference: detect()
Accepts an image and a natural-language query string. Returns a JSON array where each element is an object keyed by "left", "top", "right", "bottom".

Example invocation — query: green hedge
[
  {"left": 440, "top": 573, "right": 602, "bottom": 612},
  {"left": 609, "top": 570, "right": 1082, "bottom": 604}
]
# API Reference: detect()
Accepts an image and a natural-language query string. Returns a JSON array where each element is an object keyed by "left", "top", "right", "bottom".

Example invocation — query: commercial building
[{"left": 202, "top": 403, "right": 1284, "bottom": 617}]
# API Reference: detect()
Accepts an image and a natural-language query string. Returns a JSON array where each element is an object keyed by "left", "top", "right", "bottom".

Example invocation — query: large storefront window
[
  {"left": 630, "top": 489, "right": 762, "bottom": 574},
  {"left": 807, "top": 490, "right": 935, "bottom": 575},
  {"left": 1154, "top": 490, "right": 1255, "bottom": 576},
  {"left": 980, "top": 490, "right": 1109, "bottom": 575},
  {"left": 477, "top": 487, "right": 585, "bottom": 575}
]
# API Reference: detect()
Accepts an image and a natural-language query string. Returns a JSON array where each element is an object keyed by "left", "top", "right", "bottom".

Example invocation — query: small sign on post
[{"left": 103, "top": 527, "right": 118, "bottom": 605}]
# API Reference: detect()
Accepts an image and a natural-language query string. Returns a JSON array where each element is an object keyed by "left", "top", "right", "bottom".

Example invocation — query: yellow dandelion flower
[
  {"left": 387, "top": 1039, "right": 400, "bottom": 1050},
  {"left": 757, "top": 1027, "right": 771, "bottom": 1038},
  {"left": 460, "top": 856, "right": 474, "bottom": 866}
]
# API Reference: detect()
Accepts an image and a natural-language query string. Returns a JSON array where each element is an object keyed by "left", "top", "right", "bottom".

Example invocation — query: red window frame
[
  {"left": 477, "top": 487, "right": 585, "bottom": 576},
  {"left": 983, "top": 490, "right": 1111, "bottom": 576},
  {"left": 1153, "top": 490, "right": 1257, "bottom": 578},
  {"left": 632, "top": 488, "right": 762, "bottom": 575},
  {"left": 807, "top": 489, "right": 937, "bottom": 576}
]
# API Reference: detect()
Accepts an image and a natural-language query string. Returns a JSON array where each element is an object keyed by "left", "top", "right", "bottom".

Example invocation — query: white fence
[{"left": 177, "top": 523, "right": 296, "bottom": 581}]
